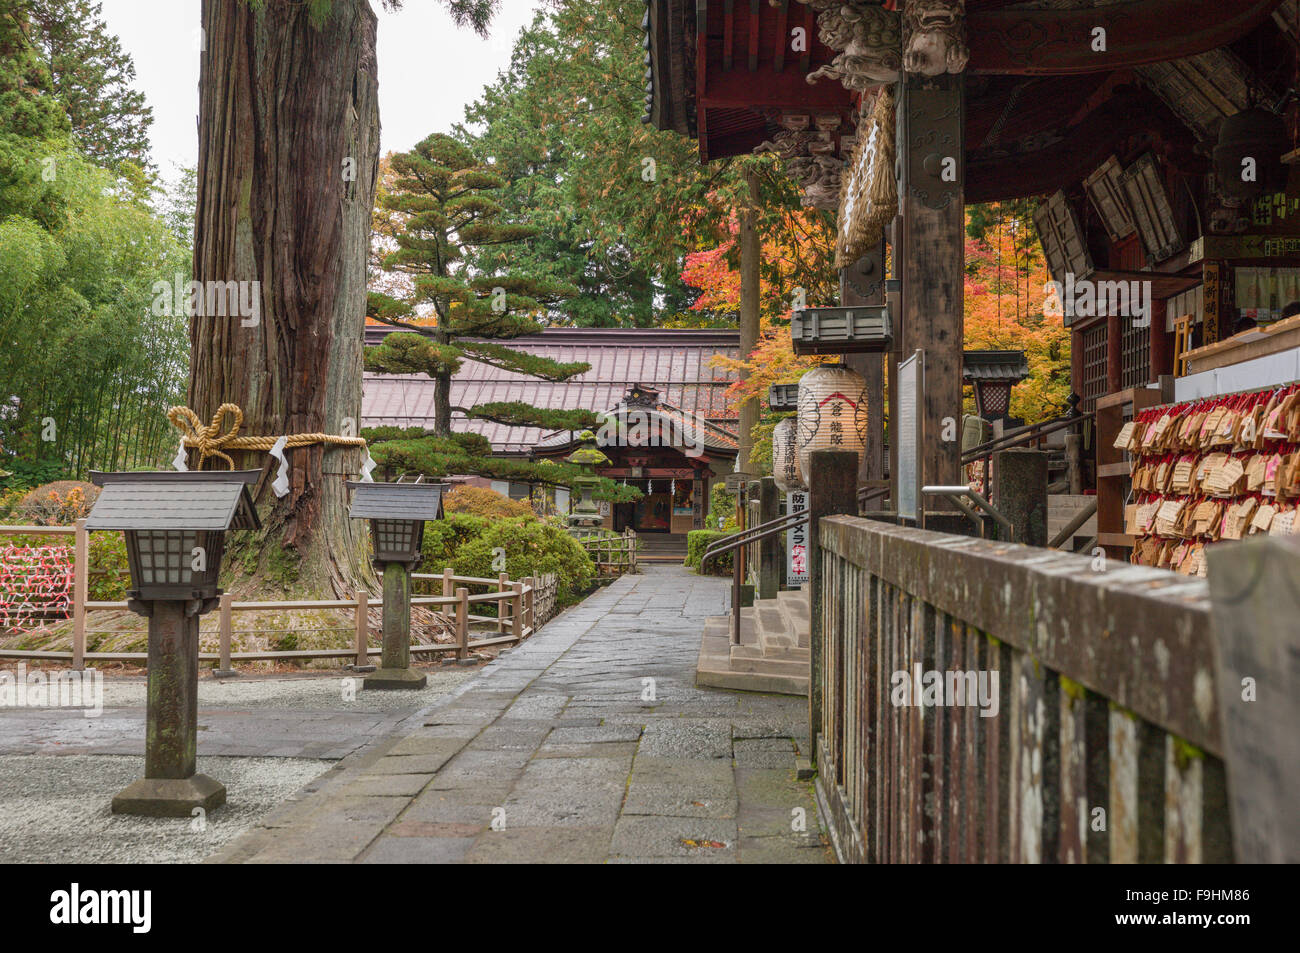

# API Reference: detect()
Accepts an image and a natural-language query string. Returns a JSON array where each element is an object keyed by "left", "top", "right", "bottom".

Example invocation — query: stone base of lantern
[
  {"left": 364, "top": 666, "right": 428, "bottom": 690},
  {"left": 112, "top": 774, "right": 226, "bottom": 817}
]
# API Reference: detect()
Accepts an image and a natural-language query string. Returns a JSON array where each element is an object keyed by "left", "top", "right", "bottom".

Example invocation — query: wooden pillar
[
  {"left": 841, "top": 243, "right": 887, "bottom": 486},
  {"left": 455, "top": 586, "right": 469, "bottom": 660},
  {"left": 887, "top": 217, "right": 903, "bottom": 502},
  {"left": 737, "top": 166, "right": 761, "bottom": 472},
  {"left": 807, "top": 449, "right": 859, "bottom": 764},
  {"left": 511, "top": 581, "right": 523, "bottom": 641},
  {"left": 217, "top": 592, "right": 234, "bottom": 675},
  {"left": 1070, "top": 327, "right": 1085, "bottom": 397},
  {"left": 1206, "top": 535, "right": 1300, "bottom": 863},
  {"left": 758, "top": 476, "right": 780, "bottom": 600},
  {"left": 1148, "top": 297, "right": 1172, "bottom": 381},
  {"left": 72, "top": 519, "right": 88, "bottom": 671},
  {"left": 1106, "top": 312, "right": 1122, "bottom": 393},
  {"left": 353, "top": 589, "right": 368, "bottom": 667},
  {"left": 898, "top": 70, "right": 965, "bottom": 520},
  {"left": 497, "top": 571, "right": 508, "bottom": 636}
]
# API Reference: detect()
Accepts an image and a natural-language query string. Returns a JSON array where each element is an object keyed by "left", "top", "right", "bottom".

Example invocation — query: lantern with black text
[
  {"left": 796, "top": 364, "right": 868, "bottom": 479},
  {"left": 771, "top": 417, "right": 804, "bottom": 492}
]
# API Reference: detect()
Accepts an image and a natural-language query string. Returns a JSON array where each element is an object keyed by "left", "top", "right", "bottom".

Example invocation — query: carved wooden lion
[{"left": 901, "top": 0, "right": 969, "bottom": 76}]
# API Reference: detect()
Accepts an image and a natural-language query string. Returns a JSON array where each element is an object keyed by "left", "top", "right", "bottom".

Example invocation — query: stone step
[
  {"left": 776, "top": 588, "right": 810, "bottom": 649},
  {"left": 697, "top": 615, "right": 809, "bottom": 697},
  {"left": 725, "top": 652, "right": 808, "bottom": 676}
]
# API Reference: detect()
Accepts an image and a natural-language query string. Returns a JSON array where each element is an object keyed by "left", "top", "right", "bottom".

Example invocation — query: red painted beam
[
  {"left": 970, "top": 0, "right": 1285, "bottom": 75},
  {"left": 701, "top": 68, "right": 853, "bottom": 110}
]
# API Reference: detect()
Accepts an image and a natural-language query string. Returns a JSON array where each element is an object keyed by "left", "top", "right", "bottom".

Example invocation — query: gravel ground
[
  {"left": 92, "top": 668, "right": 479, "bottom": 711},
  {"left": 0, "top": 669, "right": 484, "bottom": 863},
  {"left": 0, "top": 754, "right": 332, "bottom": 864}
]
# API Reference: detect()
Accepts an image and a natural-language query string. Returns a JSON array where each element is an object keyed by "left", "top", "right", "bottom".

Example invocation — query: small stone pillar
[
  {"left": 993, "top": 447, "right": 1048, "bottom": 546},
  {"left": 367, "top": 561, "right": 426, "bottom": 689},
  {"left": 113, "top": 598, "right": 225, "bottom": 816}
]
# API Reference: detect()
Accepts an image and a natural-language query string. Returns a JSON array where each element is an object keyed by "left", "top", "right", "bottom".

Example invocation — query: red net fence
[{"left": 0, "top": 542, "right": 73, "bottom": 635}]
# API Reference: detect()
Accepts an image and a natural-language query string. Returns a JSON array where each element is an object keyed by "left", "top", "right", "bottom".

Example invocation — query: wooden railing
[
  {"left": 573, "top": 528, "right": 637, "bottom": 576},
  {"left": 813, "top": 515, "right": 1241, "bottom": 864},
  {"left": 0, "top": 520, "right": 557, "bottom": 667}
]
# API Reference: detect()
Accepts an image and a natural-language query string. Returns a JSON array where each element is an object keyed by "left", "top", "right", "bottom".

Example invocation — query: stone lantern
[
  {"left": 86, "top": 469, "right": 260, "bottom": 816},
  {"left": 347, "top": 481, "right": 447, "bottom": 689},
  {"left": 565, "top": 429, "right": 609, "bottom": 531}
]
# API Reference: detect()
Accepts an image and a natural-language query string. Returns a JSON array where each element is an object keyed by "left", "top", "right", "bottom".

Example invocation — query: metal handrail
[
  {"left": 700, "top": 509, "right": 809, "bottom": 567},
  {"left": 961, "top": 411, "right": 1093, "bottom": 465}
]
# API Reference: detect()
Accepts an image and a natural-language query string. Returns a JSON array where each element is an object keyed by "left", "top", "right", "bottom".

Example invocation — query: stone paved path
[{"left": 210, "top": 566, "right": 831, "bottom": 863}]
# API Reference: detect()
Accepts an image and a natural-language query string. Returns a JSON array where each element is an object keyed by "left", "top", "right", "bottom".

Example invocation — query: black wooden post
[
  {"left": 808, "top": 449, "right": 858, "bottom": 763},
  {"left": 758, "top": 476, "right": 780, "bottom": 599},
  {"left": 993, "top": 447, "right": 1048, "bottom": 546}
]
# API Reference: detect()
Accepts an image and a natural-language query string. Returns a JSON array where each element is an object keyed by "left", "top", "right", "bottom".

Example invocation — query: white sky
[{"left": 99, "top": 0, "right": 546, "bottom": 182}]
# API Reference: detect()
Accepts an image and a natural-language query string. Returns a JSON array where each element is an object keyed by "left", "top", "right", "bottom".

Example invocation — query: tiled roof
[
  {"left": 85, "top": 471, "right": 261, "bottom": 532},
  {"left": 346, "top": 482, "right": 446, "bottom": 520},
  {"left": 963, "top": 350, "right": 1030, "bottom": 382},
  {"left": 363, "top": 328, "right": 740, "bottom": 454}
]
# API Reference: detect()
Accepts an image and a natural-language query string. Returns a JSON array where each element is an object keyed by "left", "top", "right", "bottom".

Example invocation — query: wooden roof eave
[{"left": 967, "top": 0, "right": 1286, "bottom": 76}]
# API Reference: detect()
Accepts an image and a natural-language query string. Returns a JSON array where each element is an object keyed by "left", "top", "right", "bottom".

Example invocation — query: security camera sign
[{"left": 786, "top": 491, "right": 809, "bottom": 586}]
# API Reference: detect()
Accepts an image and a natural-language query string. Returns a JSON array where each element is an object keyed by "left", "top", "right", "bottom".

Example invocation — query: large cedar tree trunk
[{"left": 190, "top": 0, "right": 380, "bottom": 596}]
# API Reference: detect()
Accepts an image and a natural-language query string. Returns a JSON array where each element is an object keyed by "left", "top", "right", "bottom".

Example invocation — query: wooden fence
[
  {"left": 812, "top": 515, "right": 1271, "bottom": 865},
  {"left": 0, "top": 521, "right": 558, "bottom": 667},
  {"left": 574, "top": 528, "right": 637, "bottom": 576}
]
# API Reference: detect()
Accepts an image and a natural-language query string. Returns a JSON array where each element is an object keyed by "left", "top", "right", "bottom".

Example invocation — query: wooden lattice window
[
  {"left": 1120, "top": 318, "right": 1151, "bottom": 389},
  {"left": 1081, "top": 322, "right": 1108, "bottom": 410}
]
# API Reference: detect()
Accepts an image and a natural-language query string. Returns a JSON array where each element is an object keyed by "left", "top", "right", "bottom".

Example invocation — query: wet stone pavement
[{"left": 209, "top": 566, "right": 831, "bottom": 864}]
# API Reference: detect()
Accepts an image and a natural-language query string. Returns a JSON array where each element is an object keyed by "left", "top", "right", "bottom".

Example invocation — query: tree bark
[
  {"left": 190, "top": 0, "right": 380, "bottom": 596},
  {"left": 737, "top": 166, "right": 761, "bottom": 472}
]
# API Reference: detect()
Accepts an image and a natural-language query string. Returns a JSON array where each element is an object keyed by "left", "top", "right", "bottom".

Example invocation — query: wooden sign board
[
  {"left": 768, "top": 383, "right": 799, "bottom": 412},
  {"left": 791, "top": 306, "right": 891, "bottom": 355},
  {"left": 896, "top": 350, "right": 923, "bottom": 521},
  {"left": 724, "top": 472, "right": 755, "bottom": 494}
]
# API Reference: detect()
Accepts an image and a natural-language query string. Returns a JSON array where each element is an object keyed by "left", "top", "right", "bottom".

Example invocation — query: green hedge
[
  {"left": 446, "top": 517, "right": 594, "bottom": 604},
  {"left": 686, "top": 529, "right": 733, "bottom": 575}
]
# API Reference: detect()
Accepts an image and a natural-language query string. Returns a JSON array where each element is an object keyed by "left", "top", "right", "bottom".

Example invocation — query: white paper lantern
[
  {"left": 797, "top": 363, "right": 868, "bottom": 480},
  {"left": 771, "top": 417, "right": 804, "bottom": 492}
]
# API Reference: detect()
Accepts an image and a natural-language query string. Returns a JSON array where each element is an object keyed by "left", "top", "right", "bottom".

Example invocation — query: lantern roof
[
  {"left": 85, "top": 470, "right": 261, "bottom": 532},
  {"left": 963, "top": 350, "right": 1030, "bottom": 384},
  {"left": 345, "top": 481, "right": 447, "bottom": 521}
]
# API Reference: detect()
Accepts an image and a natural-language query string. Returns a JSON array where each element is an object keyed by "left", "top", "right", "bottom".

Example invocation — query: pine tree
[
  {"left": 365, "top": 133, "right": 635, "bottom": 499},
  {"left": 23, "top": 0, "right": 153, "bottom": 173}
]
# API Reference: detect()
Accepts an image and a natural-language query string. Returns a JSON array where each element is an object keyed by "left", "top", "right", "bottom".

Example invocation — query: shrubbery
[
  {"left": 443, "top": 484, "right": 536, "bottom": 519},
  {"left": 686, "top": 530, "right": 733, "bottom": 575},
  {"left": 706, "top": 483, "right": 737, "bottom": 532},
  {"left": 451, "top": 518, "right": 594, "bottom": 603},
  {"left": 419, "top": 513, "right": 492, "bottom": 573},
  {"left": 417, "top": 513, "right": 594, "bottom": 605}
]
